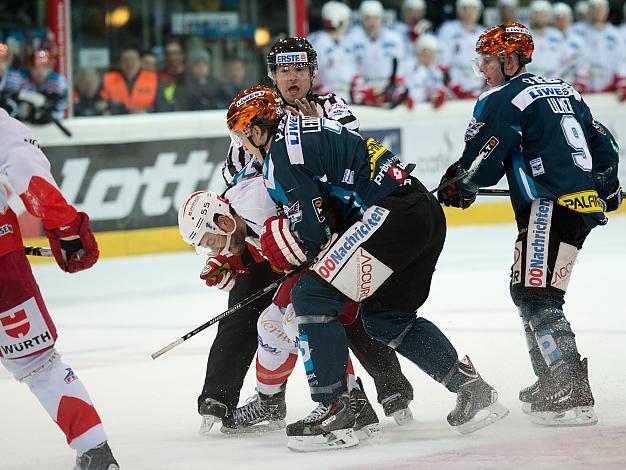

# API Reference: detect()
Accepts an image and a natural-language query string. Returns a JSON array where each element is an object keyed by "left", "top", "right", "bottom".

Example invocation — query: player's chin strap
[
  {"left": 246, "top": 133, "right": 273, "bottom": 161},
  {"left": 500, "top": 52, "right": 525, "bottom": 81},
  {"left": 218, "top": 214, "right": 237, "bottom": 256}
]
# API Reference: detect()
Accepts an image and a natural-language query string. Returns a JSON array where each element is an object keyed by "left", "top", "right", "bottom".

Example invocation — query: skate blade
[
  {"left": 455, "top": 401, "right": 510, "bottom": 434},
  {"left": 355, "top": 423, "right": 381, "bottom": 440},
  {"left": 220, "top": 419, "right": 286, "bottom": 435},
  {"left": 199, "top": 415, "right": 220, "bottom": 435},
  {"left": 287, "top": 428, "right": 359, "bottom": 452},
  {"left": 531, "top": 406, "right": 598, "bottom": 427},
  {"left": 391, "top": 407, "right": 414, "bottom": 426}
]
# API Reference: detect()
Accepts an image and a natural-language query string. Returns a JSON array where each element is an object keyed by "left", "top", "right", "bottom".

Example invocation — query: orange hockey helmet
[
  {"left": 226, "top": 85, "right": 285, "bottom": 147},
  {"left": 475, "top": 22, "right": 534, "bottom": 65}
]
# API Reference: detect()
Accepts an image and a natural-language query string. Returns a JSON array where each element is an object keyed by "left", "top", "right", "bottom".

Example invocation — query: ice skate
[
  {"left": 198, "top": 398, "right": 228, "bottom": 435},
  {"left": 531, "top": 358, "right": 598, "bottom": 427},
  {"left": 519, "top": 375, "right": 550, "bottom": 415},
  {"left": 220, "top": 385, "right": 286, "bottom": 434},
  {"left": 381, "top": 392, "right": 413, "bottom": 426},
  {"left": 287, "top": 392, "right": 359, "bottom": 452},
  {"left": 351, "top": 379, "right": 380, "bottom": 439},
  {"left": 447, "top": 356, "right": 509, "bottom": 434},
  {"left": 74, "top": 441, "right": 119, "bottom": 470}
]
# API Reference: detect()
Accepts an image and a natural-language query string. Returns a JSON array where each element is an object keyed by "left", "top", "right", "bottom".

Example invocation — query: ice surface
[{"left": 3, "top": 218, "right": 626, "bottom": 469}]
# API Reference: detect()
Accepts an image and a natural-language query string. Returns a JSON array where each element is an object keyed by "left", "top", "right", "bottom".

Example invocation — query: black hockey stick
[
  {"left": 476, "top": 188, "right": 626, "bottom": 199},
  {"left": 151, "top": 261, "right": 312, "bottom": 359},
  {"left": 52, "top": 117, "right": 72, "bottom": 137},
  {"left": 24, "top": 246, "right": 53, "bottom": 257}
]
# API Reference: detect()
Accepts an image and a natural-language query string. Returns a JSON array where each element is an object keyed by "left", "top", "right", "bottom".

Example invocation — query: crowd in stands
[
  {"left": 310, "top": 0, "right": 626, "bottom": 109},
  {"left": 1, "top": 0, "right": 626, "bottom": 123}
]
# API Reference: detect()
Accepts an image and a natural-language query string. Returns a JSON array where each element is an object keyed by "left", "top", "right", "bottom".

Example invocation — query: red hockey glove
[
  {"left": 437, "top": 162, "right": 477, "bottom": 209},
  {"left": 45, "top": 212, "right": 99, "bottom": 273},
  {"left": 260, "top": 215, "right": 307, "bottom": 272},
  {"left": 200, "top": 255, "right": 246, "bottom": 291},
  {"left": 430, "top": 89, "right": 447, "bottom": 109}
]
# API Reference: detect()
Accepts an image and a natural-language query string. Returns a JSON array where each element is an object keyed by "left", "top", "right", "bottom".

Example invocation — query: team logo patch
[
  {"left": 388, "top": 166, "right": 406, "bottom": 183},
  {"left": 366, "top": 138, "right": 388, "bottom": 179},
  {"left": 530, "top": 157, "right": 545, "bottom": 177},
  {"left": 478, "top": 136, "right": 499, "bottom": 160},
  {"left": 464, "top": 118, "right": 484, "bottom": 141},
  {"left": 283, "top": 201, "right": 302, "bottom": 225},
  {"left": 557, "top": 190, "right": 603, "bottom": 213},
  {"left": 64, "top": 368, "right": 78, "bottom": 384},
  {"left": 312, "top": 197, "right": 325, "bottom": 223}
]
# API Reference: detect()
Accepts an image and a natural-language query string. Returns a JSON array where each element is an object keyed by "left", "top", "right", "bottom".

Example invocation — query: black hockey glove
[
  {"left": 437, "top": 162, "right": 477, "bottom": 209},
  {"left": 598, "top": 185, "right": 623, "bottom": 212}
]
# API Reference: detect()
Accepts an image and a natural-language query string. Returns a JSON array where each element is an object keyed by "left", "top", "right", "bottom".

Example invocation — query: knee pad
[
  {"left": 290, "top": 273, "right": 344, "bottom": 319},
  {"left": 361, "top": 309, "right": 414, "bottom": 347},
  {"left": 282, "top": 304, "right": 299, "bottom": 346},
  {"left": 257, "top": 303, "right": 294, "bottom": 354},
  {"left": 2, "top": 348, "right": 59, "bottom": 382}
]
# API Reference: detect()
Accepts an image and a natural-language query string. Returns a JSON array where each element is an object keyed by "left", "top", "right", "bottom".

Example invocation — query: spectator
[
  {"left": 572, "top": 1, "right": 590, "bottom": 36},
  {"left": 526, "top": 1, "right": 568, "bottom": 80},
  {"left": 141, "top": 50, "right": 158, "bottom": 72},
  {"left": 399, "top": 33, "right": 448, "bottom": 109},
  {"left": 552, "top": 2, "right": 586, "bottom": 87},
  {"left": 437, "top": 0, "right": 485, "bottom": 99},
  {"left": 392, "top": 0, "right": 433, "bottom": 55},
  {"left": 497, "top": 0, "right": 518, "bottom": 23},
  {"left": 100, "top": 46, "right": 167, "bottom": 113},
  {"left": 345, "top": 0, "right": 405, "bottom": 105},
  {"left": 179, "top": 48, "right": 225, "bottom": 111},
  {"left": 219, "top": 56, "right": 253, "bottom": 103},
  {"left": 576, "top": 0, "right": 626, "bottom": 97},
  {"left": 73, "top": 68, "right": 124, "bottom": 116},
  {"left": 0, "top": 42, "right": 9, "bottom": 91},
  {"left": 308, "top": 1, "right": 356, "bottom": 101},
  {"left": 5, "top": 49, "right": 68, "bottom": 124},
  {"left": 159, "top": 39, "right": 185, "bottom": 108}
]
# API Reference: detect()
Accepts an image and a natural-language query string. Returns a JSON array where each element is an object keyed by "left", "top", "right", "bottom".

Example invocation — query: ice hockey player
[
  {"left": 177, "top": 180, "right": 379, "bottom": 438},
  {"left": 197, "top": 38, "right": 414, "bottom": 435},
  {"left": 438, "top": 23, "right": 621, "bottom": 426},
  {"left": 226, "top": 86, "right": 509, "bottom": 451},
  {"left": 0, "top": 107, "right": 118, "bottom": 469},
  {"left": 308, "top": 2, "right": 356, "bottom": 101}
]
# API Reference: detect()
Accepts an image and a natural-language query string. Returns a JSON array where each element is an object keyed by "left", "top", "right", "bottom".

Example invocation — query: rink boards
[{"left": 12, "top": 94, "right": 625, "bottom": 259}]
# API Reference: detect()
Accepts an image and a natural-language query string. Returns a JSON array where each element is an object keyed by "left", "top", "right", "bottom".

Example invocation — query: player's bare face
[
  {"left": 362, "top": 16, "right": 382, "bottom": 38},
  {"left": 476, "top": 54, "right": 505, "bottom": 87},
  {"left": 198, "top": 217, "right": 246, "bottom": 255},
  {"left": 275, "top": 64, "right": 312, "bottom": 104}
]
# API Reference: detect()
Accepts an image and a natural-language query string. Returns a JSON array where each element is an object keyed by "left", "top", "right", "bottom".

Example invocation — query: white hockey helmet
[
  {"left": 359, "top": 0, "right": 384, "bottom": 18},
  {"left": 553, "top": 2, "right": 573, "bottom": 19},
  {"left": 529, "top": 0, "right": 553, "bottom": 15},
  {"left": 416, "top": 33, "right": 439, "bottom": 53},
  {"left": 456, "top": 0, "right": 483, "bottom": 13},
  {"left": 322, "top": 1, "right": 352, "bottom": 30},
  {"left": 574, "top": 1, "right": 589, "bottom": 17},
  {"left": 588, "top": 0, "right": 608, "bottom": 9},
  {"left": 178, "top": 191, "right": 236, "bottom": 255},
  {"left": 403, "top": 0, "right": 426, "bottom": 11}
]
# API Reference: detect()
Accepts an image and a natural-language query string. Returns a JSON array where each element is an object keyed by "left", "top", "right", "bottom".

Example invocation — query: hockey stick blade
[
  {"left": 24, "top": 246, "right": 53, "bottom": 257},
  {"left": 151, "top": 262, "right": 311, "bottom": 359}
]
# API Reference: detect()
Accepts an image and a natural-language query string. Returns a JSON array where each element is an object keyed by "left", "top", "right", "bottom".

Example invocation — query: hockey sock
[
  {"left": 346, "top": 356, "right": 359, "bottom": 392},
  {"left": 256, "top": 353, "right": 298, "bottom": 396},
  {"left": 520, "top": 314, "right": 549, "bottom": 378},
  {"left": 362, "top": 311, "right": 458, "bottom": 386},
  {"left": 21, "top": 353, "right": 107, "bottom": 455},
  {"left": 297, "top": 319, "right": 349, "bottom": 404}
]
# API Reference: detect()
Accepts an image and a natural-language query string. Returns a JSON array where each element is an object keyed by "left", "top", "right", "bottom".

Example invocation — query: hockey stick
[
  {"left": 52, "top": 117, "right": 72, "bottom": 137},
  {"left": 476, "top": 189, "right": 626, "bottom": 199},
  {"left": 151, "top": 261, "right": 312, "bottom": 359},
  {"left": 24, "top": 246, "right": 53, "bottom": 257}
]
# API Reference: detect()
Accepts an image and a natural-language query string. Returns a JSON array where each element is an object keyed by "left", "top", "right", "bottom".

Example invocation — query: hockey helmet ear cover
[{"left": 178, "top": 191, "right": 236, "bottom": 255}]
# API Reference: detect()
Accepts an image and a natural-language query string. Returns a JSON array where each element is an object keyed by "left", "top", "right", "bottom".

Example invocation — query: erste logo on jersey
[
  {"left": 0, "top": 223, "right": 14, "bottom": 237},
  {"left": 276, "top": 52, "right": 308, "bottom": 64}
]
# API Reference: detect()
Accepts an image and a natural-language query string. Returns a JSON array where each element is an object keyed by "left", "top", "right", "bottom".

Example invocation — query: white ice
[{"left": 3, "top": 217, "right": 626, "bottom": 470}]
